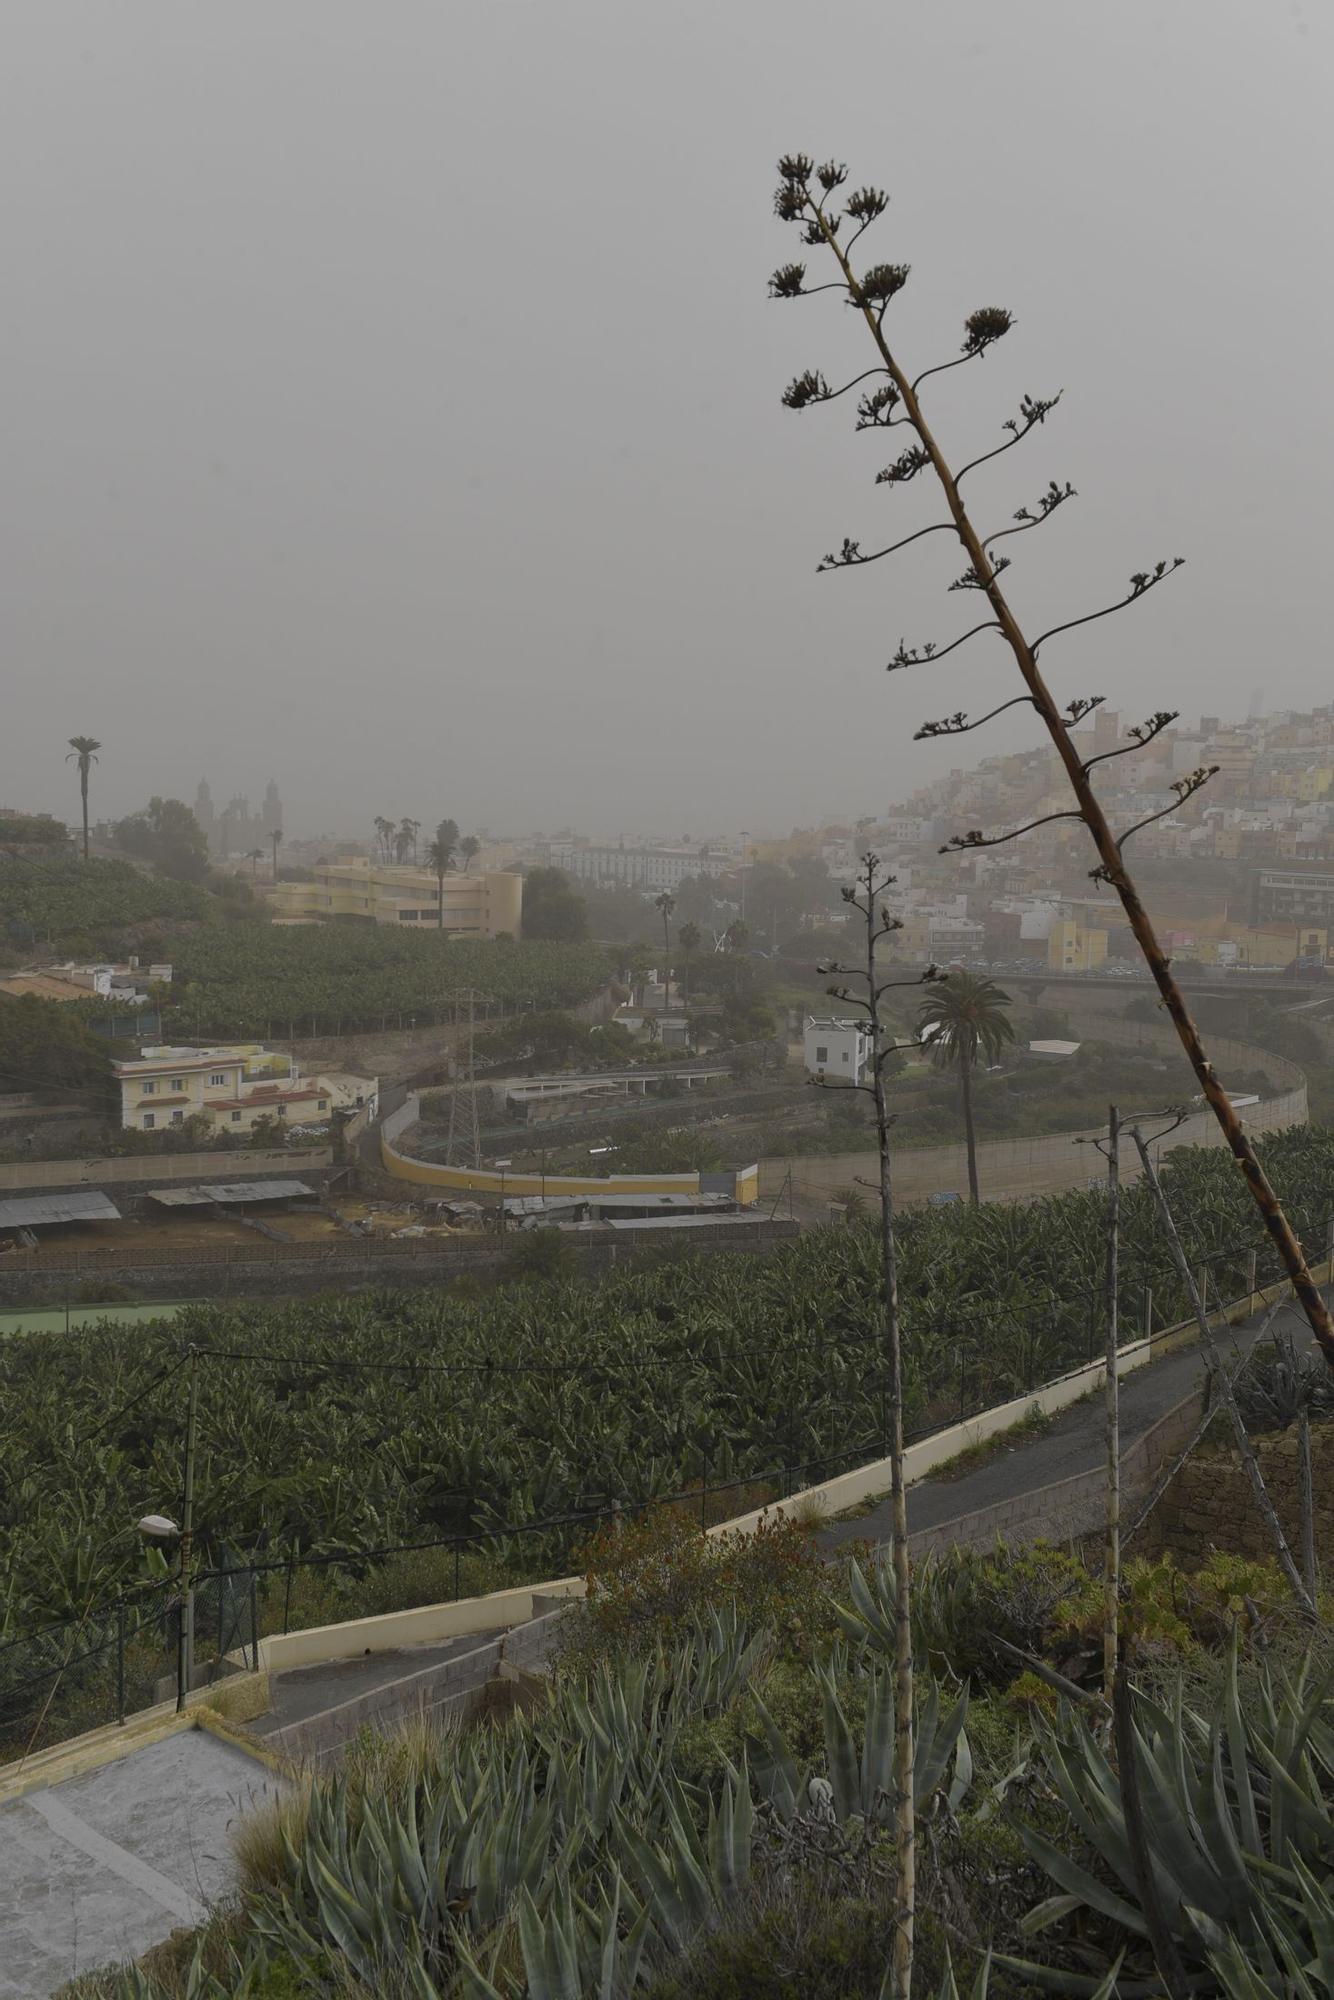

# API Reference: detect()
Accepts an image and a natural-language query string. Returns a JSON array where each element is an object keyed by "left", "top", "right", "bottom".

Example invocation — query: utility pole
[
  {"left": 177, "top": 1346, "right": 199, "bottom": 1712},
  {"left": 444, "top": 990, "right": 482, "bottom": 1169},
  {"left": 270, "top": 827, "right": 282, "bottom": 883}
]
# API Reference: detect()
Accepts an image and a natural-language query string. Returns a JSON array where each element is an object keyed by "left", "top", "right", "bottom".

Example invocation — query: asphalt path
[{"left": 820, "top": 1285, "right": 1321, "bottom": 1554}]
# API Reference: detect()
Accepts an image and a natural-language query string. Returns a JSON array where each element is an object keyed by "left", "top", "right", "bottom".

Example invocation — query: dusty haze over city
[{"left": 2, "top": 1, "right": 1329, "bottom": 840}]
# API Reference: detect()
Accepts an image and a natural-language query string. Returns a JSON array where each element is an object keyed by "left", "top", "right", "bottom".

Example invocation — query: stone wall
[
  {"left": 1144, "top": 1419, "right": 1334, "bottom": 1568},
  {"left": 0, "top": 1215, "right": 801, "bottom": 1308}
]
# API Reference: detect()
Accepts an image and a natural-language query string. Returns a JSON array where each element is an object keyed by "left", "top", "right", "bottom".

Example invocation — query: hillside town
[{"left": 3, "top": 10, "right": 1333, "bottom": 2000}]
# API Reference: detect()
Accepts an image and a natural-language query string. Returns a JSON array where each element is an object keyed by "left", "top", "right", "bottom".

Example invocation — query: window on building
[
  {"left": 841, "top": 1050, "right": 850, "bottom": 1062},
  {"left": 170, "top": 1077, "right": 184, "bottom": 1091},
  {"left": 318, "top": 1100, "right": 327, "bottom": 1111},
  {"left": 171, "top": 1110, "right": 184, "bottom": 1126},
  {"left": 143, "top": 1113, "right": 156, "bottom": 1130},
  {"left": 231, "top": 1110, "right": 242, "bottom": 1123},
  {"left": 209, "top": 1072, "right": 226, "bottom": 1087},
  {"left": 141, "top": 1080, "right": 156, "bottom": 1096},
  {"left": 815, "top": 1045, "right": 828, "bottom": 1063}
]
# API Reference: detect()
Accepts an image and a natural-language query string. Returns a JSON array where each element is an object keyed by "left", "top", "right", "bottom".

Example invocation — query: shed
[{"left": 0, "top": 1191, "right": 123, "bottom": 1231}]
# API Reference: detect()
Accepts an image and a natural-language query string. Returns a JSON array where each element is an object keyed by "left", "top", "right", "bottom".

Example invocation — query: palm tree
[
  {"left": 434, "top": 818, "right": 459, "bottom": 874},
  {"left": 678, "top": 920, "right": 701, "bottom": 1011},
  {"left": 270, "top": 827, "right": 282, "bottom": 882},
  {"left": 372, "top": 816, "right": 395, "bottom": 864},
  {"left": 66, "top": 736, "right": 101, "bottom": 861},
  {"left": 247, "top": 847, "right": 264, "bottom": 879},
  {"left": 654, "top": 891, "right": 676, "bottom": 1003},
  {"left": 916, "top": 972, "right": 1015, "bottom": 1205},
  {"left": 395, "top": 817, "right": 421, "bottom": 865},
  {"left": 426, "top": 836, "right": 450, "bottom": 929},
  {"left": 459, "top": 834, "right": 481, "bottom": 873}
]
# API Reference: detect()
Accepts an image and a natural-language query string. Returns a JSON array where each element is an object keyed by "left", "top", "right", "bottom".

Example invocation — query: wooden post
[
  {"left": 1129, "top": 1126, "right": 1315, "bottom": 1617},
  {"left": 1300, "top": 1411, "right": 1317, "bottom": 1604}
]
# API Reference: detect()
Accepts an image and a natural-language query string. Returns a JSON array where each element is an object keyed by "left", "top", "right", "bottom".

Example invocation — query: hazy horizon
[{"left": 3, "top": 2, "right": 1331, "bottom": 845}]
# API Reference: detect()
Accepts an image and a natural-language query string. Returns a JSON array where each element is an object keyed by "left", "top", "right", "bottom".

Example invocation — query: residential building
[
  {"left": 265, "top": 859, "right": 522, "bottom": 937},
  {"left": 111, "top": 1044, "right": 375, "bottom": 1134},
  {"left": 1250, "top": 865, "right": 1334, "bottom": 930},
  {"left": 1047, "top": 920, "right": 1108, "bottom": 972},
  {"left": 803, "top": 1017, "right": 872, "bottom": 1086},
  {"left": 549, "top": 844, "right": 730, "bottom": 891}
]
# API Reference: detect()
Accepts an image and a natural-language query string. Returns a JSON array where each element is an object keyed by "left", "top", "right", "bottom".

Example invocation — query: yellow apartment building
[
  {"left": 1047, "top": 919, "right": 1109, "bottom": 972},
  {"left": 265, "top": 859, "right": 523, "bottom": 938}
]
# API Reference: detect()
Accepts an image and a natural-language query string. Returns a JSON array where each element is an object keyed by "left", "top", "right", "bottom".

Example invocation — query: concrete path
[
  {"left": 821, "top": 1288, "right": 1317, "bottom": 1555},
  {"left": 255, "top": 1632, "right": 496, "bottom": 1737},
  {"left": 0, "top": 1730, "right": 284, "bottom": 2000}
]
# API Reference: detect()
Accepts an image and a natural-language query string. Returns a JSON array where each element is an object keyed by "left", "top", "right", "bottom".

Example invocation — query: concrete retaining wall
[
  {"left": 1142, "top": 1415, "right": 1334, "bottom": 1568},
  {"left": 909, "top": 1387, "right": 1206, "bottom": 1558},
  {"left": 0, "top": 1215, "right": 800, "bottom": 1306},
  {"left": 0, "top": 1147, "right": 332, "bottom": 1195}
]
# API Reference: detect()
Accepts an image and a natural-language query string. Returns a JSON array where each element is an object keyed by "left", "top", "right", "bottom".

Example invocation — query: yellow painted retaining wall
[{"left": 379, "top": 1094, "right": 760, "bottom": 1205}]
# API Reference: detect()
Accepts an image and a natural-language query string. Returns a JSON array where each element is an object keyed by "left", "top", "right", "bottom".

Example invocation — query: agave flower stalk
[{"left": 769, "top": 151, "right": 1334, "bottom": 1372}]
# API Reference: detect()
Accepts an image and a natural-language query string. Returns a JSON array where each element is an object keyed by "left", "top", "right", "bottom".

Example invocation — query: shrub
[{"left": 557, "top": 1508, "right": 831, "bottom": 1673}]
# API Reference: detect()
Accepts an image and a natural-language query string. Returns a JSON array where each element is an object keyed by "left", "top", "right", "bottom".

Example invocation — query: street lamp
[{"left": 495, "top": 1158, "right": 512, "bottom": 1233}]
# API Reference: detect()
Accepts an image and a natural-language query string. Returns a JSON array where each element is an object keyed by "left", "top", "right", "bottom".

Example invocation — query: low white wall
[{"left": 256, "top": 1336, "right": 1159, "bottom": 1672}]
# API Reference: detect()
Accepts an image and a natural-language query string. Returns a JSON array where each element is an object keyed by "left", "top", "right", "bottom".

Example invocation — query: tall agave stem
[
  {"left": 815, "top": 854, "right": 941, "bottom": 2000},
  {"left": 773, "top": 156, "right": 1334, "bottom": 1373}
]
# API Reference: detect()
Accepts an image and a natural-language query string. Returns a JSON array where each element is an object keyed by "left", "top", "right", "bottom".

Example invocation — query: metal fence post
[
  {"left": 1143, "top": 1286, "right": 1153, "bottom": 1340},
  {"left": 283, "top": 1552, "right": 295, "bottom": 1637},
  {"left": 249, "top": 1572, "right": 259, "bottom": 1673},
  {"left": 453, "top": 1539, "right": 461, "bottom": 1603}
]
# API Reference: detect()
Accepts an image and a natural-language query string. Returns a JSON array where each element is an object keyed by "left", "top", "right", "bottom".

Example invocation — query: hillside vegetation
[
  {"left": 0, "top": 857, "right": 213, "bottom": 957},
  {"left": 164, "top": 928, "right": 611, "bottom": 1039},
  {"left": 5, "top": 1122, "right": 1331, "bottom": 1638},
  {"left": 62, "top": 1513, "right": 1334, "bottom": 1999}
]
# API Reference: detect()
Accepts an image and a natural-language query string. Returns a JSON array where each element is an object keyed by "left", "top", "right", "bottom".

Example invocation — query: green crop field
[
  {"left": 164, "top": 928, "right": 611, "bottom": 1039},
  {"left": 0, "top": 857, "right": 213, "bottom": 952},
  {"left": 3, "top": 1120, "right": 1330, "bottom": 1641}
]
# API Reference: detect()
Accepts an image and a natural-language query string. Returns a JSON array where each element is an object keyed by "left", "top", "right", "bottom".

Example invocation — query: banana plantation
[
  {"left": 6, "top": 1123, "right": 1334, "bottom": 1645},
  {"left": 163, "top": 929, "right": 611, "bottom": 1039}
]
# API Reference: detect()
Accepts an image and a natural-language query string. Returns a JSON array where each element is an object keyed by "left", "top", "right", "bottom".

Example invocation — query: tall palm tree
[
  {"left": 654, "top": 891, "right": 676, "bottom": 1003},
  {"left": 372, "top": 816, "right": 395, "bottom": 863},
  {"left": 678, "top": 920, "right": 701, "bottom": 1011},
  {"left": 916, "top": 972, "right": 1015, "bottom": 1205},
  {"left": 434, "top": 818, "right": 459, "bottom": 874},
  {"left": 66, "top": 736, "right": 101, "bottom": 861},
  {"left": 459, "top": 834, "right": 481, "bottom": 873},
  {"left": 426, "top": 835, "right": 450, "bottom": 929},
  {"left": 270, "top": 827, "right": 282, "bottom": 882},
  {"left": 247, "top": 847, "right": 264, "bottom": 879},
  {"left": 395, "top": 817, "right": 421, "bottom": 865}
]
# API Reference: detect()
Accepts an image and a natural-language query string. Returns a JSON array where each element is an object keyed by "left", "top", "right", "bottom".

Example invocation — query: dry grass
[{"left": 230, "top": 1772, "right": 313, "bottom": 1892}]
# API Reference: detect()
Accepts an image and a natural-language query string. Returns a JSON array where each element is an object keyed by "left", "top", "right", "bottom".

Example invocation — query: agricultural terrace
[
  {"left": 0, "top": 857, "right": 213, "bottom": 955},
  {"left": 164, "top": 929, "right": 612, "bottom": 1039},
  {"left": 3, "top": 1122, "right": 1331, "bottom": 1641}
]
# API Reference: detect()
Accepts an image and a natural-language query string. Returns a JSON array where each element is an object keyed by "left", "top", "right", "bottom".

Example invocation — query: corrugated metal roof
[
  {"left": 147, "top": 1180, "right": 316, "bottom": 1208},
  {"left": 0, "top": 1191, "right": 123, "bottom": 1228}
]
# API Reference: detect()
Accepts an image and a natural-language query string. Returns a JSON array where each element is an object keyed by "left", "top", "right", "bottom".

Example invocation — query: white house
[{"left": 804, "top": 1017, "right": 872, "bottom": 1086}]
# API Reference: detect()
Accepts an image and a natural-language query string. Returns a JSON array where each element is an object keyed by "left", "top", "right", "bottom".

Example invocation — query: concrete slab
[{"left": 0, "top": 1728, "right": 284, "bottom": 2000}]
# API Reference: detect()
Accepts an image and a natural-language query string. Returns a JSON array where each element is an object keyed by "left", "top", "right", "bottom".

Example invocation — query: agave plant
[{"left": 1002, "top": 1647, "right": 1334, "bottom": 1992}]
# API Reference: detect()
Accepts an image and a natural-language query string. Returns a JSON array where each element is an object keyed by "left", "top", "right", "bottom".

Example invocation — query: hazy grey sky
[{"left": 3, "top": 2, "right": 1330, "bottom": 843}]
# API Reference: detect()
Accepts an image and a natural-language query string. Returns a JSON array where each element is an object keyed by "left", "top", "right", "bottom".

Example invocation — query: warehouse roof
[
  {"left": 147, "top": 1180, "right": 316, "bottom": 1208},
  {"left": 0, "top": 1191, "right": 123, "bottom": 1229}
]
